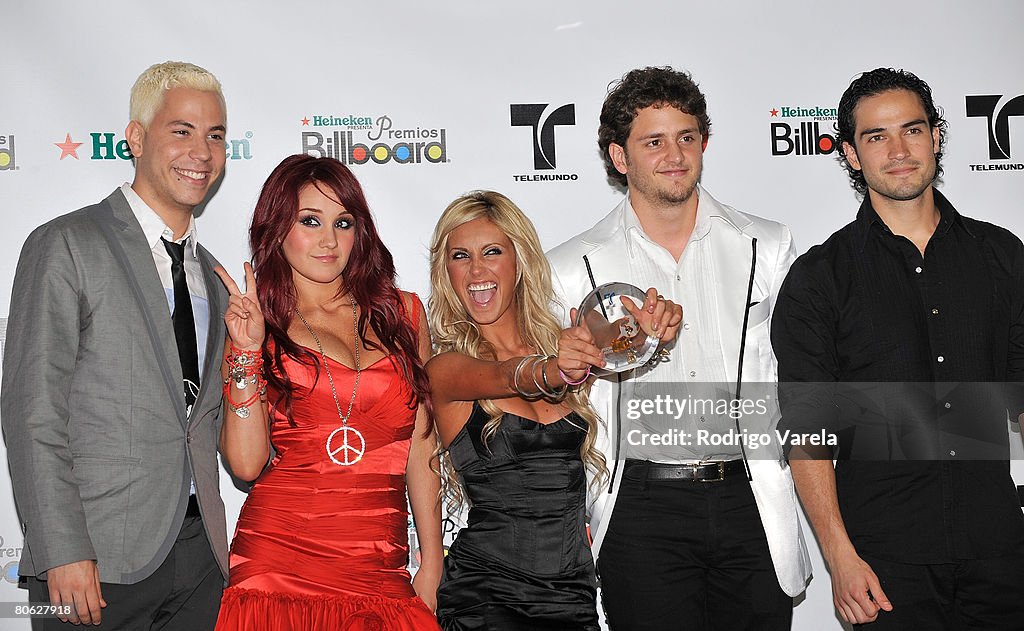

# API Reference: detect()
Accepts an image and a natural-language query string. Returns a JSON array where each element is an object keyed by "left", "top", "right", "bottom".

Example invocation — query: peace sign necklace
[{"left": 295, "top": 302, "right": 365, "bottom": 466}]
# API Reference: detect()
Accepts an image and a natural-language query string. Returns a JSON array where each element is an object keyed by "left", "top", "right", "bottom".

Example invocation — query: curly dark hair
[
  {"left": 598, "top": 67, "right": 711, "bottom": 187},
  {"left": 836, "top": 68, "right": 947, "bottom": 196}
]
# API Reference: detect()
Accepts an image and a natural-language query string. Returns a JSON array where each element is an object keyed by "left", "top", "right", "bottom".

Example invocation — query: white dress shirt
[
  {"left": 620, "top": 194, "right": 742, "bottom": 461},
  {"left": 120, "top": 182, "right": 210, "bottom": 380}
]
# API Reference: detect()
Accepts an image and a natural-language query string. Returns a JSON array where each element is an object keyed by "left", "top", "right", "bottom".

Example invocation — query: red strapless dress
[{"left": 215, "top": 339, "right": 439, "bottom": 630}]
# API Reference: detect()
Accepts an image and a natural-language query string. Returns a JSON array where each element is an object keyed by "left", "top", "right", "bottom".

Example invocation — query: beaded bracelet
[
  {"left": 559, "top": 365, "right": 592, "bottom": 386},
  {"left": 225, "top": 347, "right": 263, "bottom": 387},
  {"left": 223, "top": 383, "right": 264, "bottom": 419},
  {"left": 223, "top": 346, "right": 266, "bottom": 419}
]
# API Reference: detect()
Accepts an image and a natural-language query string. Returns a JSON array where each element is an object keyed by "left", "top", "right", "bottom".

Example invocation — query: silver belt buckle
[{"left": 696, "top": 461, "right": 726, "bottom": 482}]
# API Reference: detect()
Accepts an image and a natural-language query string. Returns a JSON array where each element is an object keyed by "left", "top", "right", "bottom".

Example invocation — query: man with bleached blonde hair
[
  {"left": 129, "top": 61, "right": 226, "bottom": 127},
  {"left": 2, "top": 60, "right": 230, "bottom": 629}
]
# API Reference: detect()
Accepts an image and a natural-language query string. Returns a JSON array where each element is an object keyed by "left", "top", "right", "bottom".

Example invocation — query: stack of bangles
[
  {"left": 223, "top": 346, "right": 267, "bottom": 419},
  {"left": 512, "top": 354, "right": 591, "bottom": 400}
]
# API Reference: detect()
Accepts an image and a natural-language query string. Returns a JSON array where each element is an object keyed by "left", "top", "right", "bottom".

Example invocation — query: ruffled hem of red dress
[{"left": 215, "top": 586, "right": 440, "bottom": 631}]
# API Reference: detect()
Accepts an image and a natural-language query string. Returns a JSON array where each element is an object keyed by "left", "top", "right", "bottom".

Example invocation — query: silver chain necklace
[{"left": 294, "top": 302, "right": 365, "bottom": 466}]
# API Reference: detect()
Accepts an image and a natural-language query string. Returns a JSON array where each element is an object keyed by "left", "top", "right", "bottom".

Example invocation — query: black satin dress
[{"left": 436, "top": 402, "right": 599, "bottom": 630}]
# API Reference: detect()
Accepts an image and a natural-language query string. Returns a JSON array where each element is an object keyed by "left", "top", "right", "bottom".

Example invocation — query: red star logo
[
  {"left": 769, "top": 108, "right": 780, "bottom": 117},
  {"left": 301, "top": 117, "right": 310, "bottom": 126},
  {"left": 55, "top": 133, "right": 84, "bottom": 160}
]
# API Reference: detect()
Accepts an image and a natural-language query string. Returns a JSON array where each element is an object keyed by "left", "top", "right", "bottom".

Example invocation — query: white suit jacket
[{"left": 546, "top": 185, "right": 812, "bottom": 596}]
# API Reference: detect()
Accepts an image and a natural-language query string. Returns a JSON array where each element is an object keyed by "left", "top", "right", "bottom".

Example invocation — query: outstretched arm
[{"left": 426, "top": 317, "right": 604, "bottom": 445}]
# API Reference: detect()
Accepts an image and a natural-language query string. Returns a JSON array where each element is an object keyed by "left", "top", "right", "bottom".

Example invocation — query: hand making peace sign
[{"left": 214, "top": 262, "right": 266, "bottom": 352}]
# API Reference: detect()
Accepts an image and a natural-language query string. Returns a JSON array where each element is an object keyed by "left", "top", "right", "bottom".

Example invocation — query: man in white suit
[{"left": 547, "top": 66, "right": 811, "bottom": 630}]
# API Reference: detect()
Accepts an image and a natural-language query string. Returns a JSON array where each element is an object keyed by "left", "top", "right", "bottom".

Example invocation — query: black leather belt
[
  {"left": 186, "top": 494, "right": 201, "bottom": 518},
  {"left": 625, "top": 459, "right": 747, "bottom": 482}
]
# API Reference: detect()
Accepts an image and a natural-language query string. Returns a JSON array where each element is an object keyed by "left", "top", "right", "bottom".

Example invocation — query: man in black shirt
[{"left": 773, "top": 68, "right": 1024, "bottom": 629}]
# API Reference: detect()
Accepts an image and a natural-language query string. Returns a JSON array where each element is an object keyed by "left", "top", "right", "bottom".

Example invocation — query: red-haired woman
[{"left": 213, "top": 154, "right": 442, "bottom": 630}]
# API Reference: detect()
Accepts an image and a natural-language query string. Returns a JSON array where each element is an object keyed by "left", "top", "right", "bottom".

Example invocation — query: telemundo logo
[
  {"left": 966, "top": 94, "right": 1024, "bottom": 171},
  {"left": 509, "top": 103, "right": 580, "bottom": 183}
]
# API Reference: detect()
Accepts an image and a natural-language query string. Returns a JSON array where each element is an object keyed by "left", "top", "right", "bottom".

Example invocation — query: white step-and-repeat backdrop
[{"left": 2, "top": 1, "right": 1022, "bottom": 629}]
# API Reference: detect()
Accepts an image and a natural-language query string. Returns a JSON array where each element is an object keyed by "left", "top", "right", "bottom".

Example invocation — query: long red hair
[{"left": 249, "top": 154, "right": 429, "bottom": 421}]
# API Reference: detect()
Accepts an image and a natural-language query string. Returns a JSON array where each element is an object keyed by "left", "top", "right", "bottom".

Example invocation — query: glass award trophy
[{"left": 573, "top": 282, "right": 661, "bottom": 373}]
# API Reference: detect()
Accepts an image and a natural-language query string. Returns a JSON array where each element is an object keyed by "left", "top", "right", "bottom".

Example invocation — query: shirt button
[
  {"left": 944, "top": 402, "right": 951, "bottom": 409},
  {"left": 676, "top": 275, "right": 681, "bottom": 281},
  {"left": 683, "top": 323, "right": 691, "bottom": 331},
  {"left": 931, "top": 308, "right": 939, "bottom": 315},
  {"left": 937, "top": 355, "right": 944, "bottom": 363},
  {"left": 689, "top": 370, "right": 697, "bottom": 378},
  {"left": 915, "top": 266, "right": 923, "bottom": 274},
  {"left": 949, "top": 450, "right": 956, "bottom": 456}
]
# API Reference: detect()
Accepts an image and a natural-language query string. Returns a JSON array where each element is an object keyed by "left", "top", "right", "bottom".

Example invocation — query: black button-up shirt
[{"left": 772, "top": 188, "right": 1024, "bottom": 563}]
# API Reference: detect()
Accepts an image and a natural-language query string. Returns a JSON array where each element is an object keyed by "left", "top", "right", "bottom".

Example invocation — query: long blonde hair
[{"left": 428, "top": 191, "right": 608, "bottom": 508}]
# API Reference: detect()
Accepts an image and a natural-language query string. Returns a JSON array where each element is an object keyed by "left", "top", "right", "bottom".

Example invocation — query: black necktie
[{"left": 162, "top": 238, "right": 201, "bottom": 416}]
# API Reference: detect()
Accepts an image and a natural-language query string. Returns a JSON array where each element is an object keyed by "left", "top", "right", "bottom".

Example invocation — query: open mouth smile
[{"left": 467, "top": 281, "right": 497, "bottom": 306}]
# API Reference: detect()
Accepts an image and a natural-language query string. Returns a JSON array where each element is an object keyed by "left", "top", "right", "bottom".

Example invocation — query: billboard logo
[
  {"left": 771, "top": 122, "right": 836, "bottom": 156},
  {"left": 510, "top": 103, "right": 575, "bottom": 170},
  {"left": 0, "top": 135, "right": 16, "bottom": 170},
  {"left": 301, "top": 115, "right": 448, "bottom": 166},
  {"left": 768, "top": 105, "right": 837, "bottom": 157},
  {"left": 966, "top": 94, "right": 1024, "bottom": 171}
]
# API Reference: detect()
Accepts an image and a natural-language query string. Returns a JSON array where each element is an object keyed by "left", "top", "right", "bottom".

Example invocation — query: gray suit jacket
[{"left": 1, "top": 189, "right": 229, "bottom": 583}]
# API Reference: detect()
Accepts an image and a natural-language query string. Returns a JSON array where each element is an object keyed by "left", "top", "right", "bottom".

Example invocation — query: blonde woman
[{"left": 427, "top": 191, "right": 681, "bottom": 630}]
